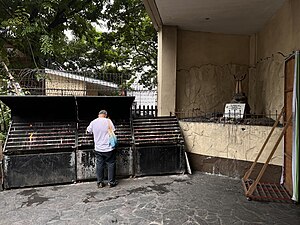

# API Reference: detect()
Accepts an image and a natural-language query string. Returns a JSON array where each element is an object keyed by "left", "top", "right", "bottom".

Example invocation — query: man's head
[{"left": 98, "top": 110, "right": 107, "bottom": 118}]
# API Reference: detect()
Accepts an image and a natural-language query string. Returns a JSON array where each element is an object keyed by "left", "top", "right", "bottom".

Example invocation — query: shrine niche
[{"left": 224, "top": 72, "right": 251, "bottom": 119}]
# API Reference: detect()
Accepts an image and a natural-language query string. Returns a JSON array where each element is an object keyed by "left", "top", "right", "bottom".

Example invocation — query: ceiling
[{"left": 152, "top": 0, "right": 286, "bottom": 35}]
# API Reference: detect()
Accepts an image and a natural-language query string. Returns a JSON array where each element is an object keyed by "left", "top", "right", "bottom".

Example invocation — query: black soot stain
[
  {"left": 127, "top": 186, "right": 152, "bottom": 195},
  {"left": 128, "top": 183, "right": 171, "bottom": 195},
  {"left": 83, "top": 191, "right": 99, "bottom": 203},
  {"left": 18, "top": 189, "right": 37, "bottom": 196},
  {"left": 21, "top": 192, "right": 50, "bottom": 207},
  {"left": 148, "top": 183, "right": 170, "bottom": 194}
]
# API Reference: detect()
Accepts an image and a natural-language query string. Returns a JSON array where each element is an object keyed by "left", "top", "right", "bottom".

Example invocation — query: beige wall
[
  {"left": 249, "top": 0, "right": 300, "bottom": 114},
  {"left": 150, "top": 0, "right": 300, "bottom": 175},
  {"left": 45, "top": 74, "right": 86, "bottom": 96},
  {"left": 180, "top": 122, "right": 283, "bottom": 166},
  {"left": 157, "top": 26, "right": 177, "bottom": 116},
  {"left": 176, "top": 31, "right": 250, "bottom": 113},
  {"left": 158, "top": 0, "right": 300, "bottom": 115},
  {"left": 85, "top": 83, "right": 116, "bottom": 96}
]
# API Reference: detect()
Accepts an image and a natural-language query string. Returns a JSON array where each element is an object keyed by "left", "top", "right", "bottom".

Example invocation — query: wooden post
[
  {"left": 243, "top": 107, "right": 284, "bottom": 181},
  {"left": 246, "top": 114, "right": 292, "bottom": 196}
]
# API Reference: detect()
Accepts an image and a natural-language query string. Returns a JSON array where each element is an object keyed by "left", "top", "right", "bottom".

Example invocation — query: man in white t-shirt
[{"left": 87, "top": 110, "right": 117, "bottom": 188}]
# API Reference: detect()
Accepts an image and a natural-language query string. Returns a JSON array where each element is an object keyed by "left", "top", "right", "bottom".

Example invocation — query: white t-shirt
[{"left": 86, "top": 118, "right": 115, "bottom": 152}]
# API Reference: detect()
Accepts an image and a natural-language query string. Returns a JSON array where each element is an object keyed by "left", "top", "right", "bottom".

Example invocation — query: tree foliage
[
  {"left": 0, "top": 0, "right": 157, "bottom": 88},
  {"left": 103, "top": 0, "right": 157, "bottom": 88}
]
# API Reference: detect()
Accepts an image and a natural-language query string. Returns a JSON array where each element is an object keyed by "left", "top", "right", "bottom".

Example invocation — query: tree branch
[{"left": 0, "top": 61, "right": 23, "bottom": 95}]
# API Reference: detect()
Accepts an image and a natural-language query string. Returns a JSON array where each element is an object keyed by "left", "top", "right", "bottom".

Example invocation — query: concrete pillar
[{"left": 157, "top": 26, "right": 177, "bottom": 116}]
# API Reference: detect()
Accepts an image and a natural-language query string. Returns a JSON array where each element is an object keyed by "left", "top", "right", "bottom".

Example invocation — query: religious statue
[{"left": 231, "top": 73, "right": 251, "bottom": 114}]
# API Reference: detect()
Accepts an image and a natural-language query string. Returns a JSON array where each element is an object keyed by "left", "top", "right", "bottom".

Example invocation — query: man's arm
[{"left": 108, "top": 119, "right": 115, "bottom": 131}]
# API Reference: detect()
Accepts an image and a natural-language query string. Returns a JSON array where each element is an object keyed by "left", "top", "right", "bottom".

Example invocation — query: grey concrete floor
[{"left": 0, "top": 172, "right": 299, "bottom": 225}]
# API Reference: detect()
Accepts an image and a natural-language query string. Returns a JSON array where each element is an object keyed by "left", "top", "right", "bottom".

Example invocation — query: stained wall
[
  {"left": 176, "top": 31, "right": 250, "bottom": 113},
  {"left": 175, "top": 0, "right": 300, "bottom": 177},
  {"left": 249, "top": 0, "right": 300, "bottom": 114},
  {"left": 180, "top": 122, "right": 283, "bottom": 166}
]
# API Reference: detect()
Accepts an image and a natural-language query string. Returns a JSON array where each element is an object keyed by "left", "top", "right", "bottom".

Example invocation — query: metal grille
[
  {"left": 0, "top": 95, "right": 138, "bottom": 188},
  {"left": 133, "top": 116, "right": 184, "bottom": 145},
  {"left": 4, "top": 121, "right": 76, "bottom": 153},
  {"left": 77, "top": 121, "right": 133, "bottom": 147},
  {"left": 133, "top": 116, "right": 186, "bottom": 176}
]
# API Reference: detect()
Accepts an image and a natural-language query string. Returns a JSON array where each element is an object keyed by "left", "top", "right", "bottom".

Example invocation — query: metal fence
[
  {"left": 132, "top": 104, "right": 158, "bottom": 118},
  {"left": 172, "top": 109, "right": 283, "bottom": 127},
  {"left": 0, "top": 68, "right": 157, "bottom": 130},
  {"left": 0, "top": 68, "right": 155, "bottom": 96}
]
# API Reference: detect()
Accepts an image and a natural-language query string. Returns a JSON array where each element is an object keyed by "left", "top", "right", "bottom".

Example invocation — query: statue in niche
[{"left": 231, "top": 73, "right": 251, "bottom": 114}]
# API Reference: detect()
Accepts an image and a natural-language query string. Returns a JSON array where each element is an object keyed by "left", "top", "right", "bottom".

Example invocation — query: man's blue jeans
[{"left": 95, "top": 150, "right": 116, "bottom": 185}]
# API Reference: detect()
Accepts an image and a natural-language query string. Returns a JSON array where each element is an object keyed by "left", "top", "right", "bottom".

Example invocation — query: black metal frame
[{"left": 0, "top": 96, "right": 185, "bottom": 189}]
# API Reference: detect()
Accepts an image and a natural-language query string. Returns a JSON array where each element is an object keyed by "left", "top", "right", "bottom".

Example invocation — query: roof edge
[{"left": 143, "top": 0, "right": 162, "bottom": 31}]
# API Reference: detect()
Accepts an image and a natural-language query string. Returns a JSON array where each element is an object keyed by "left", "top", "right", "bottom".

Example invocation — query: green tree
[
  {"left": 0, "top": 0, "right": 157, "bottom": 88},
  {"left": 0, "top": 0, "right": 105, "bottom": 66},
  {"left": 104, "top": 0, "right": 157, "bottom": 88}
]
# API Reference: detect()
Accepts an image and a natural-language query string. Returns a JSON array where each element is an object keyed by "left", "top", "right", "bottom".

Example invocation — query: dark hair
[{"left": 99, "top": 110, "right": 107, "bottom": 115}]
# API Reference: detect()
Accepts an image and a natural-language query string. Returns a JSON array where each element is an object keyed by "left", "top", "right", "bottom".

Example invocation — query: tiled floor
[{"left": 0, "top": 172, "right": 299, "bottom": 225}]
